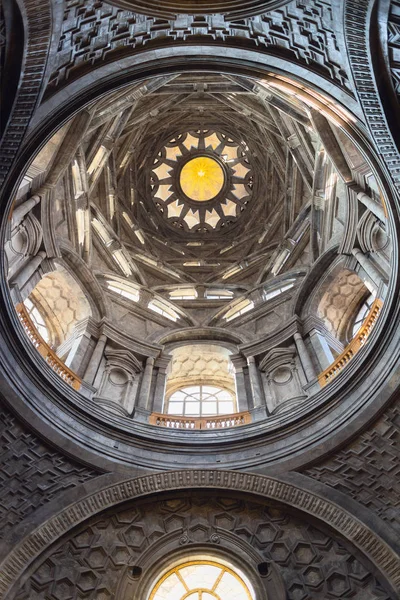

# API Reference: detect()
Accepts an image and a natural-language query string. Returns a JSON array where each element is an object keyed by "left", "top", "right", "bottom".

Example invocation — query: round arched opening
[
  {"left": 148, "top": 558, "right": 256, "bottom": 600},
  {"left": 0, "top": 55, "right": 398, "bottom": 471}
]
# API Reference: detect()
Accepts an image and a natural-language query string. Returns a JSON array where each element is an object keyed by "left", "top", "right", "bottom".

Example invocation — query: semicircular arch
[{"left": 1, "top": 470, "right": 399, "bottom": 598}]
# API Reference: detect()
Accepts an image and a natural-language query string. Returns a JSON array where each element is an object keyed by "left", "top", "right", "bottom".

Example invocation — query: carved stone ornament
[
  {"left": 107, "top": 0, "right": 292, "bottom": 19},
  {"left": 94, "top": 348, "right": 142, "bottom": 415},
  {"left": 260, "top": 347, "right": 306, "bottom": 413},
  {"left": 1, "top": 470, "right": 399, "bottom": 597}
]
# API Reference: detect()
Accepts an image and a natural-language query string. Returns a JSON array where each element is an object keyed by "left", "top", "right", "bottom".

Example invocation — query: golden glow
[
  {"left": 180, "top": 156, "right": 224, "bottom": 202},
  {"left": 258, "top": 75, "right": 357, "bottom": 125},
  {"left": 150, "top": 560, "right": 254, "bottom": 600}
]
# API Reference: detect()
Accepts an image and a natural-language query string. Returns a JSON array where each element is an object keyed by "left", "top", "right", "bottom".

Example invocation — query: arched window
[
  {"left": 352, "top": 292, "right": 376, "bottom": 338},
  {"left": 150, "top": 560, "right": 255, "bottom": 600},
  {"left": 107, "top": 279, "right": 140, "bottom": 302},
  {"left": 224, "top": 299, "right": 254, "bottom": 322},
  {"left": 23, "top": 298, "right": 49, "bottom": 343},
  {"left": 263, "top": 279, "right": 296, "bottom": 301},
  {"left": 167, "top": 385, "right": 236, "bottom": 417}
]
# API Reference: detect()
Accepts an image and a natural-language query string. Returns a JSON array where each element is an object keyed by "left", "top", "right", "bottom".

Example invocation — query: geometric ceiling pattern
[
  {"left": 151, "top": 130, "right": 253, "bottom": 233},
  {"left": 125, "top": 72, "right": 314, "bottom": 292}
]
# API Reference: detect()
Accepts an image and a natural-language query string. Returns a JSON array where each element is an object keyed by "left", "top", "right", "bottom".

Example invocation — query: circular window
[
  {"left": 180, "top": 156, "right": 225, "bottom": 202},
  {"left": 149, "top": 560, "right": 255, "bottom": 600}
]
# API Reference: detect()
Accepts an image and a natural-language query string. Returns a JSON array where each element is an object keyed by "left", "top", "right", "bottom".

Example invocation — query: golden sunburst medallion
[{"left": 180, "top": 156, "right": 225, "bottom": 202}]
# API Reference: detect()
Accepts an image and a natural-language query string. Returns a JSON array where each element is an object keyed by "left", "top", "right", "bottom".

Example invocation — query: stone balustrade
[
  {"left": 318, "top": 298, "right": 383, "bottom": 387},
  {"left": 149, "top": 412, "right": 252, "bottom": 430},
  {"left": 16, "top": 303, "right": 82, "bottom": 390}
]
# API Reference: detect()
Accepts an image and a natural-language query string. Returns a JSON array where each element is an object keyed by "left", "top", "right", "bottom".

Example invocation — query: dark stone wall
[
  {"left": 13, "top": 491, "right": 392, "bottom": 600},
  {"left": 304, "top": 401, "right": 400, "bottom": 536},
  {"left": 48, "top": 0, "right": 350, "bottom": 92},
  {"left": 0, "top": 402, "right": 101, "bottom": 540}
]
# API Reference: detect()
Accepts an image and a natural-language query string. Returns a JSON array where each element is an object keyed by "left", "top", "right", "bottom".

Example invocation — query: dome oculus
[
  {"left": 151, "top": 130, "right": 253, "bottom": 233},
  {"left": 180, "top": 156, "right": 225, "bottom": 202}
]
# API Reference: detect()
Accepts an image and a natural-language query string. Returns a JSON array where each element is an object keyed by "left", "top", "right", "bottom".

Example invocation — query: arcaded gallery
[{"left": 0, "top": 0, "right": 400, "bottom": 598}]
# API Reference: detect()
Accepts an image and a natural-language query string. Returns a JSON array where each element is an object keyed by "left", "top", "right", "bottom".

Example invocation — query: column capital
[
  {"left": 351, "top": 247, "right": 382, "bottom": 287},
  {"left": 351, "top": 247, "right": 363, "bottom": 259},
  {"left": 230, "top": 354, "right": 247, "bottom": 372},
  {"left": 155, "top": 354, "right": 171, "bottom": 370}
]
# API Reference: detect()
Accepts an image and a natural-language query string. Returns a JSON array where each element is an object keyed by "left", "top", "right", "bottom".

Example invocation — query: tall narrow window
[
  {"left": 23, "top": 298, "right": 49, "bottom": 343},
  {"left": 352, "top": 292, "right": 376, "bottom": 338}
]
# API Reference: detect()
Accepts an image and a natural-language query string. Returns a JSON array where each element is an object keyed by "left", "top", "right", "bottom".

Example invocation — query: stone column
[
  {"left": 65, "top": 331, "right": 93, "bottom": 377},
  {"left": 352, "top": 248, "right": 382, "bottom": 289},
  {"left": 309, "top": 329, "right": 335, "bottom": 371},
  {"left": 83, "top": 334, "right": 107, "bottom": 386},
  {"left": 122, "top": 376, "right": 135, "bottom": 415},
  {"left": 235, "top": 370, "right": 248, "bottom": 412},
  {"left": 127, "top": 377, "right": 140, "bottom": 414},
  {"left": 11, "top": 195, "right": 41, "bottom": 228},
  {"left": 137, "top": 357, "right": 155, "bottom": 410},
  {"left": 247, "top": 356, "right": 265, "bottom": 408},
  {"left": 261, "top": 372, "right": 273, "bottom": 415},
  {"left": 357, "top": 191, "right": 386, "bottom": 223},
  {"left": 230, "top": 355, "right": 249, "bottom": 412},
  {"left": 294, "top": 333, "right": 316, "bottom": 382},
  {"left": 10, "top": 250, "right": 46, "bottom": 289},
  {"left": 152, "top": 356, "right": 171, "bottom": 413}
]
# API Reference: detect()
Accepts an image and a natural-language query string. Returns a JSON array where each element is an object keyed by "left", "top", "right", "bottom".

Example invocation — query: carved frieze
[{"left": 48, "top": 0, "right": 350, "bottom": 92}]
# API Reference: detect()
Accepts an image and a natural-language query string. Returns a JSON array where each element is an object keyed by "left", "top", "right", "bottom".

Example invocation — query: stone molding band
[
  {"left": 345, "top": 0, "right": 400, "bottom": 198},
  {"left": 109, "top": 0, "right": 290, "bottom": 19},
  {"left": 0, "top": 470, "right": 399, "bottom": 597},
  {"left": 0, "top": 0, "right": 52, "bottom": 190}
]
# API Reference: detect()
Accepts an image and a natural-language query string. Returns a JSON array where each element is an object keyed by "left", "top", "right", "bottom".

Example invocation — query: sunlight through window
[{"left": 150, "top": 560, "right": 255, "bottom": 600}]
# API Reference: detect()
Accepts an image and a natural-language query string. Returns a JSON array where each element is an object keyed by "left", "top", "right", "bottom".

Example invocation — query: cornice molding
[{"left": 99, "top": 318, "right": 163, "bottom": 358}]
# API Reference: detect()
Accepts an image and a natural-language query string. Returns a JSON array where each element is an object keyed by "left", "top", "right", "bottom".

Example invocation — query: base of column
[
  {"left": 251, "top": 406, "right": 269, "bottom": 421},
  {"left": 133, "top": 407, "right": 152, "bottom": 422}
]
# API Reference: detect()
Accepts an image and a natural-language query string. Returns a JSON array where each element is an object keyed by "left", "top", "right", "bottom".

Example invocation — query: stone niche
[
  {"left": 94, "top": 347, "right": 142, "bottom": 416},
  {"left": 5, "top": 212, "right": 42, "bottom": 277},
  {"left": 260, "top": 347, "right": 307, "bottom": 414}
]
